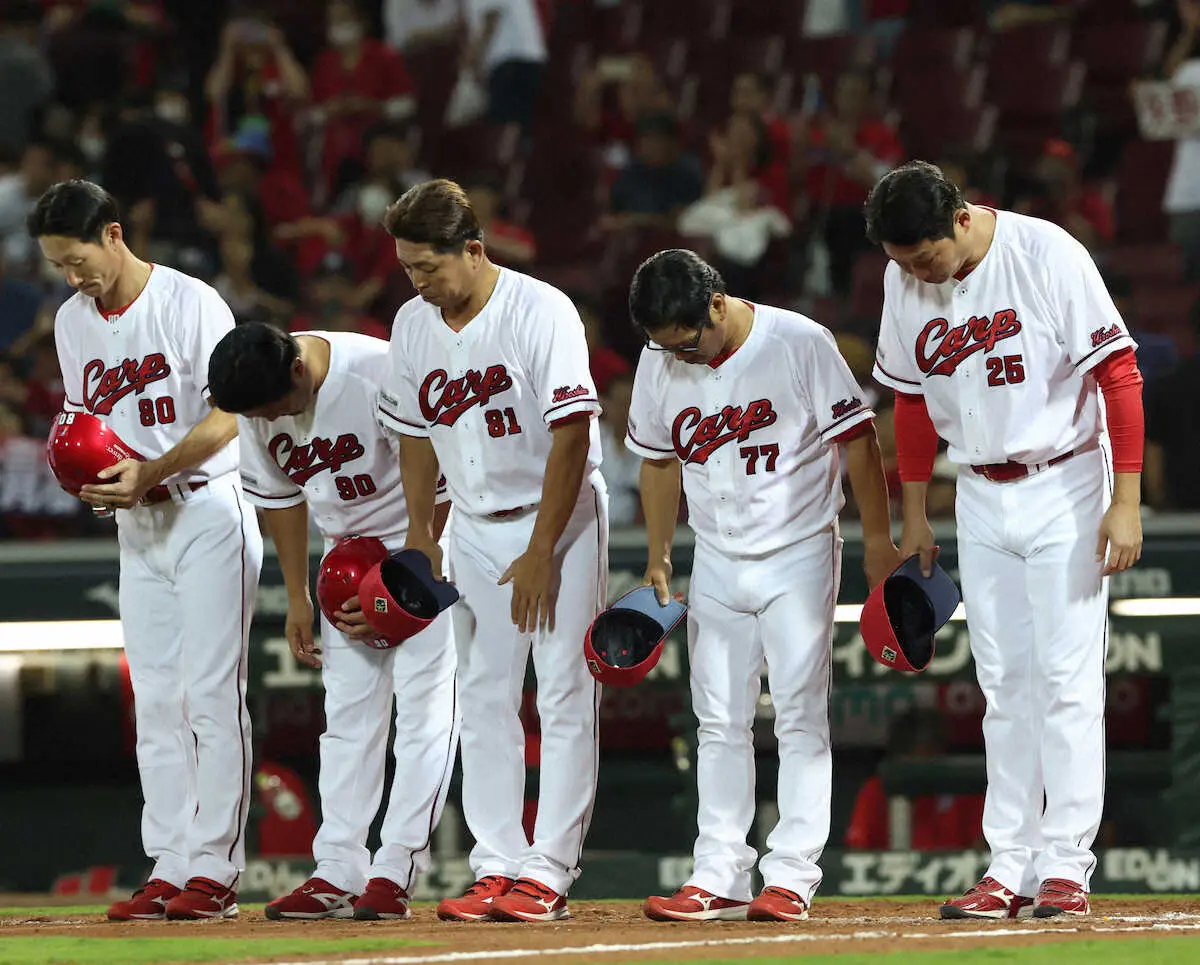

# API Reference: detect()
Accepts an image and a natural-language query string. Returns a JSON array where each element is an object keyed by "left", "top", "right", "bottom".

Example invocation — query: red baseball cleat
[
  {"left": 106, "top": 878, "right": 181, "bottom": 921},
  {"left": 940, "top": 877, "right": 1033, "bottom": 920},
  {"left": 436, "top": 875, "right": 515, "bottom": 921},
  {"left": 165, "top": 877, "right": 238, "bottom": 919},
  {"left": 644, "top": 885, "right": 749, "bottom": 922},
  {"left": 1033, "top": 878, "right": 1090, "bottom": 917},
  {"left": 353, "top": 878, "right": 412, "bottom": 920},
  {"left": 488, "top": 877, "right": 570, "bottom": 922},
  {"left": 747, "top": 886, "right": 809, "bottom": 922},
  {"left": 265, "top": 877, "right": 357, "bottom": 920}
]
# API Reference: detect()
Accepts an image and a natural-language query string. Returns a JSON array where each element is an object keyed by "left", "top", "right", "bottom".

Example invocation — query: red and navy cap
[
  {"left": 584, "top": 585, "right": 687, "bottom": 687},
  {"left": 359, "top": 549, "right": 459, "bottom": 644},
  {"left": 860, "top": 554, "right": 961, "bottom": 673}
]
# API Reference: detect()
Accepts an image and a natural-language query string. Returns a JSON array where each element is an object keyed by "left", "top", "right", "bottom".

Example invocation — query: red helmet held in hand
[
  {"left": 46, "top": 411, "right": 144, "bottom": 496},
  {"left": 316, "top": 535, "right": 392, "bottom": 648}
]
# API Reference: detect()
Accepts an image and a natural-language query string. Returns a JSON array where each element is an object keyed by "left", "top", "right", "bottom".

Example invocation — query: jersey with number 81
[
  {"left": 873, "top": 210, "right": 1136, "bottom": 466},
  {"left": 378, "top": 268, "right": 601, "bottom": 517},
  {"left": 238, "top": 333, "right": 443, "bottom": 542},
  {"left": 625, "top": 304, "right": 874, "bottom": 558},
  {"left": 56, "top": 263, "right": 238, "bottom": 483}
]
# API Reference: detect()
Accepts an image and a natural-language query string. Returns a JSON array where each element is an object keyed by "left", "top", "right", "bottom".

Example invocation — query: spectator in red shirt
[
  {"left": 797, "top": 70, "right": 903, "bottom": 296},
  {"left": 729, "top": 72, "right": 791, "bottom": 168},
  {"left": 205, "top": 120, "right": 341, "bottom": 278},
  {"left": 312, "top": 0, "right": 417, "bottom": 201},
  {"left": 574, "top": 54, "right": 676, "bottom": 170},
  {"left": 573, "top": 292, "right": 631, "bottom": 396},
  {"left": 1014, "top": 138, "right": 1116, "bottom": 251},
  {"left": 465, "top": 174, "right": 537, "bottom": 266},
  {"left": 844, "top": 708, "right": 986, "bottom": 852},
  {"left": 204, "top": 7, "right": 310, "bottom": 180}
]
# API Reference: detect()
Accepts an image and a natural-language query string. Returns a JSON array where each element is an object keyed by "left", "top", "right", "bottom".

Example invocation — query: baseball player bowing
[
  {"left": 627, "top": 249, "right": 901, "bottom": 922},
  {"left": 378, "top": 180, "right": 608, "bottom": 923},
  {"left": 865, "top": 161, "right": 1143, "bottom": 919},
  {"left": 30, "top": 180, "right": 263, "bottom": 920},
  {"left": 207, "top": 322, "right": 459, "bottom": 921}
]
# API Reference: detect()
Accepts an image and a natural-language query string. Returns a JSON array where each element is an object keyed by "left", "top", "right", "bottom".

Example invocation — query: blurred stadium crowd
[{"left": 1, "top": 0, "right": 1199, "bottom": 539}]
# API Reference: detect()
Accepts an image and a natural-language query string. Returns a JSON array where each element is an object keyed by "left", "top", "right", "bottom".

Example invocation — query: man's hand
[
  {"left": 404, "top": 537, "right": 444, "bottom": 581},
  {"left": 1097, "top": 503, "right": 1142, "bottom": 576},
  {"left": 499, "top": 547, "right": 555, "bottom": 634},
  {"left": 80, "top": 459, "right": 161, "bottom": 510},
  {"left": 643, "top": 559, "right": 673, "bottom": 606},
  {"left": 863, "top": 535, "right": 904, "bottom": 590},
  {"left": 333, "top": 595, "right": 382, "bottom": 641},
  {"left": 899, "top": 515, "right": 939, "bottom": 577},
  {"left": 286, "top": 597, "right": 321, "bottom": 668}
]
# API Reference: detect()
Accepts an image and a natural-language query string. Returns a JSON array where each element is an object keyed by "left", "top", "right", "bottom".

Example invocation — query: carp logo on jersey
[
  {"left": 916, "top": 309, "right": 1022, "bottom": 377},
  {"left": 419, "top": 364, "right": 514, "bottom": 427},
  {"left": 672, "top": 399, "right": 777, "bottom": 465},
  {"left": 269, "top": 432, "right": 366, "bottom": 486},
  {"left": 83, "top": 353, "right": 172, "bottom": 415}
]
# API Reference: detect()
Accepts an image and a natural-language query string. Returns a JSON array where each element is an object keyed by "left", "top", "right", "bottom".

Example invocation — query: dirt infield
[{"left": 3, "top": 898, "right": 1200, "bottom": 963}]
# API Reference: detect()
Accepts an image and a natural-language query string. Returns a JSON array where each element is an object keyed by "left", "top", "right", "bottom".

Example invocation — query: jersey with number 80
[
  {"left": 55, "top": 263, "right": 239, "bottom": 485},
  {"left": 238, "top": 332, "right": 446, "bottom": 543},
  {"left": 625, "top": 303, "right": 874, "bottom": 558},
  {"left": 872, "top": 209, "right": 1136, "bottom": 467}
]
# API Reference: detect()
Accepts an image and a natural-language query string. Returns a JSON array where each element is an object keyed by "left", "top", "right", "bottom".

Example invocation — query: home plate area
[{"left": 4, "top": 898, "right": 1200, "bottom": 964}]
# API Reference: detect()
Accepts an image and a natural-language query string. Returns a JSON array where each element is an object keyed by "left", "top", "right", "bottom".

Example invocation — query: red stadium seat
[
  {"left": 899, "top": 92, "right": 997, "bottom": 161},
  {"left": 1131, "top": 284, "right": 1200, "bottom": 334},
  {"left": 724, "top": 0, "right": 807, "bottom": 39},
  {"left": 890, "top": 27, "right": 977, "bottom": 76},
  {"left": 782, "top": 34, "right": 873, "bottom": 105},
  {"left": 1115, "top": 139, "right": 1176, "bottom": 244},
  {"left": 988, "top": 60, "right": 1086, "bottom": 160},
  {"left": 1104, "top": 244, "right": 1185, "bottom": 286},
  {"left": 906, "top": 0, "right": 985, "bottom": 27},
  {"left": 1074, "top": 22, "right": 1168, "bottom": 86},
  {"left": 986, "top": 23, "right": 1072, "bottom": 69}
]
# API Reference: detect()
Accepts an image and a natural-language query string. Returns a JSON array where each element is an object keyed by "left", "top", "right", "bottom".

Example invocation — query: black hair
[
  {"left": 207, "top": 321, "right": 299, "bottom": 413},
  {"left": 628, "top": 249, "right": 725, "bottom": 335},
  {"left": 26, "top": 179, "right": 121, "bottom": 243},
  {"left": 863, "top": 160, "right": 965, "bottom": 247}
]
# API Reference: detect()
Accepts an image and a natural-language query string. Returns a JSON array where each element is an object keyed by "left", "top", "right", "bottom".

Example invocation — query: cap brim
[
  {"left": 610, "top": 585, "right": 687, "bottom": 636},
  {"left": 890, "top": 554, "right": 961, "bottom": 631},
  {"left": 387, "top": 548, "right": 460, "bottom": 611}
]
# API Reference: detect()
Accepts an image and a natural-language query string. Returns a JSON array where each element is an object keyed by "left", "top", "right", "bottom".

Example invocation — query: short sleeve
[
  {"left": 186, "top": 288, "right": 237, "bottom": 403},
  {"left": 527, "top": 292, "right": 602, "bottom": 425},
  {"left": 802, "top": 326, "right": 876, "bottom": 444},
  {"left": 237, "top": 417, "right": 306, "bottom": 509},
  {"left": 54, "top": 304, "right": 85, "bottom": 411},
  {"left": 625, "top": 352, "right": 676, "bottom": 460},
  {"left": 872, "top": 266, "right": 924, "bottom": 394},
  {"left": 1047, "top": 236, "right": 1137, "bottom": 375},
  {"left": 378, "top": 315, "right": 430, "bottom": 437}
]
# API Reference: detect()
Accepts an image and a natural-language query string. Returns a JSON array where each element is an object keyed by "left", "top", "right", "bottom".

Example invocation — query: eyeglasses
[{"left": 643, "top": 321, "right": 708, "bottom": 353}]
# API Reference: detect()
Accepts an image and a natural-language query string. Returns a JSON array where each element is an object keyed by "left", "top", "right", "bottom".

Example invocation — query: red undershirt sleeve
[
  {"left": 893, "top": 391, "right": 939, "bottom": 482},
  {"left": 1092, "top": 347, "right": 1144, "bottom": 473}
]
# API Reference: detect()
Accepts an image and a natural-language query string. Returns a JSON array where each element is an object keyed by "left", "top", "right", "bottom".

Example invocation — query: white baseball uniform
[
  {"left": 236, "top": 332, "right": 459, "bottom": 896},
  {"left": 55, "top": 263, "right": 263, "bottom": 889},
  {"left": 873, "top": 209, "right": 1133, "bottom": 895},
  {"left": 626, "top": 302, "right": 874, "bottom": 904},
  {"left": 379, "top": 267, "right": 608, "bottom": 897}
]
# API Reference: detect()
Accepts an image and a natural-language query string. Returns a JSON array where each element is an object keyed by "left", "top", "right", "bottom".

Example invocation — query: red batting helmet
[
  {"left": 316, "top": 535, "right": 393, "bottom": 648},
  {"left": 45, "top": 411, "right": 144, "bottom": 496}
]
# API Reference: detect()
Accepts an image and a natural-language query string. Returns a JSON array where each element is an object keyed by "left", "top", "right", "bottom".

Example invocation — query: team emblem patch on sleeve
[
  {"left": 374, "top": 598, "right": 388, "bottom": 614},
  {"left": 831, "top": 397, "right": 863, "bottom": 420},
  {"left": 1089, "top": 323, "right": 1122, "bottom": 348},
  {"left": 881, "top": 645, "right": 898, "bottom": 664},
  {"left": 552, "top": 385, "right": 589, "bottom": 403}
]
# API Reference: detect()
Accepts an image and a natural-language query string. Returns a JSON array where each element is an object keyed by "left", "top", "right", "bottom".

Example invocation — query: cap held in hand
[
  {"left": 584, "top": 585, "right": 687, "bottom": 687},
  {"left": 359, "top": 548, "right": 460, "bottom": 645},
  {"left": 860, "top": 554, "right": 961, "bottom": 673}
]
